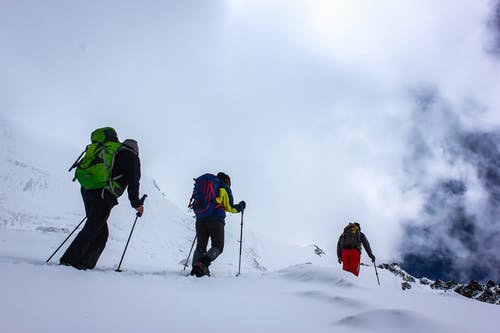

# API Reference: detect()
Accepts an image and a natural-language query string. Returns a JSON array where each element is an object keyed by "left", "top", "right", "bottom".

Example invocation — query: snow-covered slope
[
  {"left": 0, "top": 121, "right": 267, "bottom": 273},
  {"left": 1, "top": 123, "right": 499, "bottom": 333},
  {"left": 0, "top": 234, "right": 499, "bottom": 333}
]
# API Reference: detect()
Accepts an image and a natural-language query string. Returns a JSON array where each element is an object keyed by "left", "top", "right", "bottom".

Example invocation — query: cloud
[
  {"left": 486, "top": 0, "right": 500, "bottom": 57},
  {"left": 399, "top": 86, "right": 500, "bottom": 282},
  {"left": 0, "top": 1, "right": 499, "bottom": 278}
]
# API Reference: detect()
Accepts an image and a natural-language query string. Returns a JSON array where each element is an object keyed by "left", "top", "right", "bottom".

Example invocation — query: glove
[
  {"left": 338, "top": 258, "right": 342, "bottom": 264},
  {"left": 136, "top": 205, "right": 144, "bottom": 217},
  {"left": 370, "top": 255, "right": 376, "bottom": 263},
  {"left": 238, "top": 200, "right": 246, "bottom": 211}
]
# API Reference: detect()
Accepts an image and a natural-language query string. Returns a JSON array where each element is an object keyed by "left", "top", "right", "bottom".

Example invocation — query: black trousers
[
  {"left": 192, "top": 218, "right": 225, "bottom": 266},
  {"left": 60, "top": 188, "right": 116, "bottom": 269}
]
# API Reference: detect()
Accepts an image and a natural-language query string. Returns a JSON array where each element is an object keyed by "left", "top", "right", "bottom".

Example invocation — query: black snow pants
[
  {"left": 192, "top": 218, "right": 225, "bottom": 266},
  {"left": 60, "top": 188, "right": 116, "bottom": 269}
]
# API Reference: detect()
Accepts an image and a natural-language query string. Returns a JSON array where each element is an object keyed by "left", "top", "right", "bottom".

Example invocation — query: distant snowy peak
[
  {"left": 380, "top": 263, "right": 500, "bottom": 305},
  {"left": 0, "top": 152, "right": 81, "bottom": 230},
  {"left": 2, "top": 158, "right": 51, "bottom": 193}
]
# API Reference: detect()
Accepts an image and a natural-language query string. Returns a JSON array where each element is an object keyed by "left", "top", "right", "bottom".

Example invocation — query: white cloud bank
[{"left": 1, "top": 1, "right": 499, "bottom": 275}]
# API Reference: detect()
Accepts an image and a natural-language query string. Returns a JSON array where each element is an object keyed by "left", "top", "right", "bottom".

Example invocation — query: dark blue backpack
[{"left": 189, "top": 173, "right": 220, "bottom": 219}]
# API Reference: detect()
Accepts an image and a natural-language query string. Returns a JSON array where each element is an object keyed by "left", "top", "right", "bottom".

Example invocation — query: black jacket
[
  {"left": 111, "top": 149, "right": 141, "bottom": 208},
  {"left": 337, "top": 231, "right": 374, "bottom": 260}
]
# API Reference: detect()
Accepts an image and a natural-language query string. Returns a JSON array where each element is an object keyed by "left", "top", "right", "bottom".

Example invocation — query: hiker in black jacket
[
  {"left": 337, "top": 222, "right": 375, "bottom": 276},
  {"left": 60, "top": 139, "right": 144, "bottom": 270}
]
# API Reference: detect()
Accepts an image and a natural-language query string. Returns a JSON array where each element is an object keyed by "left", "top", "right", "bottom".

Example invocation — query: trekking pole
[
  {"left": 236, "top": 209, "right": 244, "bottom": 276},
  {"left": 46, "top": 216, "right": 87, "bottom": 263},
  {"left": 68, "top": 148, "right": 87, "bottom": 172},
  {"left": 374, "top": 260, "right": 380, "bottom": 285},
  {"left": 116, "top": 194, "right": 147, "bottom": 272},
  {"left": 183, "top": 234, "right": 197, "bottom": 271}
]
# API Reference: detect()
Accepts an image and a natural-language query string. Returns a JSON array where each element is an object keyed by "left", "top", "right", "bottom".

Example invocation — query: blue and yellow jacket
[{"left": 211, "top": 182, "right": 242, "bottom": 221}]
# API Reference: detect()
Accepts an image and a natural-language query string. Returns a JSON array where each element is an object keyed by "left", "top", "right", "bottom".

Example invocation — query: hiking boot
[
  {"left": 192, "top": 261, "right": 210, "bottom": 277},
  {"left": 59, "top": 259, "right": 72, "bottom": 267},
  {"left": 199, "top": 255, "right": 211, "bottom": 268},
  {"left": 59, "top": 259, "right": 86, "bottom": 270}
]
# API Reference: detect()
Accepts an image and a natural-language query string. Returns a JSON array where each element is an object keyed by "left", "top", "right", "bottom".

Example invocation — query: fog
[{"left": 1, "top": 0, "right": 499, "bottom": 281}]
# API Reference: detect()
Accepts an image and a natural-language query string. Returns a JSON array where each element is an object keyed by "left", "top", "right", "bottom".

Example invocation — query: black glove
[
  {"left": 370, "top": 255, "right": 376, "bottom": 263},
  {"left": 238, "top": 200, "right": 246, "bottom": 211},
  {"left": 338, "top": 258, "right": 342, "bottom": 264}
]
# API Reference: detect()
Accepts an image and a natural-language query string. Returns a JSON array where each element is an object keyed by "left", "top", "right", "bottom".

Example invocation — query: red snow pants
[{"left": 341, "top": 249, "right": 361, "bottom": 276}]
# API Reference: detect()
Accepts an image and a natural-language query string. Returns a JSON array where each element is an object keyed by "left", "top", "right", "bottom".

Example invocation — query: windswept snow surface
[
  {"left": 0, "top": 124, "right": 499, "bottom": 333},
  {"left": 1, "top": 227, "right": 499, "bottom": 333}
]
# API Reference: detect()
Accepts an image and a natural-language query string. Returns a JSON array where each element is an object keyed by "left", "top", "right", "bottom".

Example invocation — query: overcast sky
[{"left": 1, "top": 1, "right": 499, "bottom": 276}]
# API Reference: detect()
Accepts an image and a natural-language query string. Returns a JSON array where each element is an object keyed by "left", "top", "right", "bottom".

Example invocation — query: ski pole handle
[{"left": 136, "top": 194, "right": 147, "bottom": 217}]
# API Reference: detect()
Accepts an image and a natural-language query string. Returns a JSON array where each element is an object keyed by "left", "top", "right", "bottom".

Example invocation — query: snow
[
  {"left": 1, "top": 226, "right": 499, "bottom": 333},
  {"left": 1, "top": 124, "right": 499, "bottom": 333}
]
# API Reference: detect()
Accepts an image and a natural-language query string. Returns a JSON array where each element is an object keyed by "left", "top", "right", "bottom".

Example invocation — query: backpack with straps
[
  {"left": 188, "top": 173, "right": 220, "bottom": 219},
  {"left": 69, "top": 127, "right": 123, "bottom": 197},
  {"left": 341, "top": 223, "right": 362, "bottom": 250}
]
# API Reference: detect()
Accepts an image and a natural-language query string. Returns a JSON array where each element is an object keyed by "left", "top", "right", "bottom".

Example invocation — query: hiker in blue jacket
[{"left": 190, "top": 172, "right": 245, "bottom": 277}]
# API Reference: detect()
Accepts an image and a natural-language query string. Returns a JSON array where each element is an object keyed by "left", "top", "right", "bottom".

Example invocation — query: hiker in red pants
[{"left": 337, "top": 222, "right": 375, "bottom": 276}]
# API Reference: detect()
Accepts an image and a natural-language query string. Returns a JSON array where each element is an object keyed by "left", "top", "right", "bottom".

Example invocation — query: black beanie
[{"left": 217, "top": 172, "right": 231, "bottom": 186}]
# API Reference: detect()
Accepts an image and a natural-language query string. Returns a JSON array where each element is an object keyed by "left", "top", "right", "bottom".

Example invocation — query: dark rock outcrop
[{"left": 379, "top": 262, "right": 499, "bottom": 305}]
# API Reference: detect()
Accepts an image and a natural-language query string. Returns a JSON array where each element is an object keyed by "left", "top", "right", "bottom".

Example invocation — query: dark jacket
[
  {"left": 337, "top": 231, "right": 374, "bottom": 260},
  {"left": 110, "top": 149, "right": 141, "bottom": 208},
  {"left": 197, "top": 181, "right": 243, "bottom": 223}
]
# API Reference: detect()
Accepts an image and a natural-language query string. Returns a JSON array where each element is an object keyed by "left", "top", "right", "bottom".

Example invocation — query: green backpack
[{"left": 69, "top": 127, "right": 123, "bottom": 197}]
